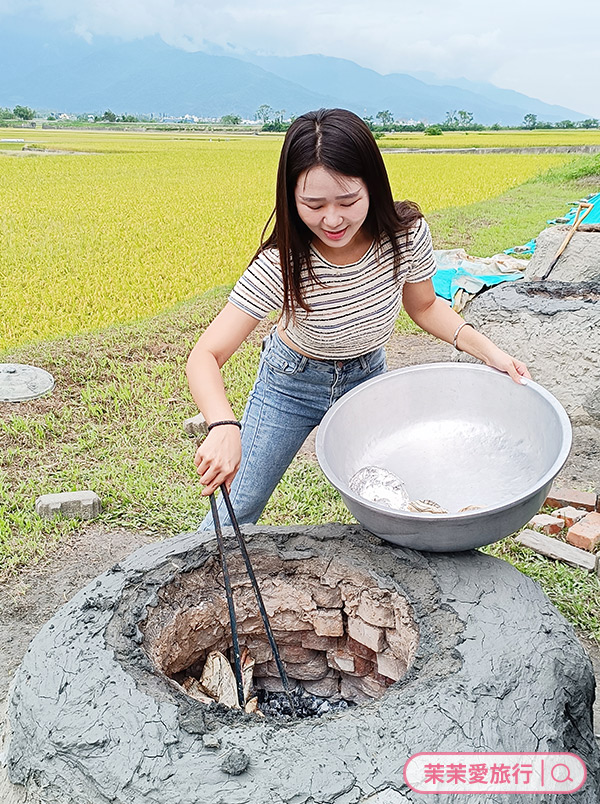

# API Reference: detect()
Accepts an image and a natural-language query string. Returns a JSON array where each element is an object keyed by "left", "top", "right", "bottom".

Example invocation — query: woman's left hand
[
  {"left": 483, "top": 346, "right": 531, "bottom": 384},
  {"left": 402, "top": 281, "right": 531, "bottom": 385}
]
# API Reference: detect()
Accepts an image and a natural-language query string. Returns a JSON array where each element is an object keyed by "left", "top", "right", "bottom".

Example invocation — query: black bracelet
[{"left": 207, "top": 419, "right": 242, "bottom": 432}]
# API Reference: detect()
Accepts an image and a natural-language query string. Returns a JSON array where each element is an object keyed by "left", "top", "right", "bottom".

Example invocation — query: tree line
[
  {"left": 252, "top": 105, "right": 600, "bottom": 134},
  {"left": 3, "top": 103, "right": 599, "bottom": 132}
]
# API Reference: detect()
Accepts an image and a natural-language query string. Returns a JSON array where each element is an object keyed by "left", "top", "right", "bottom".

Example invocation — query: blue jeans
[{"left": 199, "top": 329, "right": 387, "bottom": 530}]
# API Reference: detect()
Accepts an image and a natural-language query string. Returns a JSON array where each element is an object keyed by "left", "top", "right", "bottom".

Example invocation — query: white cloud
[{"left": 2, "top": 0, "right": 599, "bottom": 115}]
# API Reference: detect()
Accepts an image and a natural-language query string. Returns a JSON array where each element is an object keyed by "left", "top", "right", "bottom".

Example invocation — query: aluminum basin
[{"left": 316, "top": 363, "right": 572, "bottom": 552}]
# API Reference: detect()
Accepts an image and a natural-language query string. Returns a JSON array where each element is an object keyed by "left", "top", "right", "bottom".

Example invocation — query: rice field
[
  {"left": 0, "top": 128, "right": 576, "bottom": 350},
  {"left": 379, "top": 128, "right": 600, "bottom": 150}
]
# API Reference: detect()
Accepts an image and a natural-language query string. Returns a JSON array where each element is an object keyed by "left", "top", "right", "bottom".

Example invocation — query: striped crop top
[{"left": 228, "top": 217, "right": 437, "bottom": 360}]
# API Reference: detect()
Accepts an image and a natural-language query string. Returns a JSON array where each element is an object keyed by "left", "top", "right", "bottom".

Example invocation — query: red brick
[
  {"left": 356, "top": 590, "right": 395, "bottom": 628},
  {"left": 345, "top": 636, "right": 377, "bottom": 662},
  {"left": 553, "top": 506, "right": 588, "bottom": 529},
  {"left": 545, "top": 486, "right": 597, "bottom": 512},
  {"left": 254, "top": 676, "right": 287, "bottom": 692},
  {"left": 242, "top": 639, "right": 273, "bottom": 664},
  {"left": 309, "top": 608, "right": 344, "bottom": 637},
  {"left": 376, "top": 650, "right": 408, "bottom": 682},
  {"left": 341, "top": 673, "right": 389, "bottom": 700},
  {"left": 348, "top": 655, "right": 375, "bottom": 678},
  {"left": 527, "top": 514, "right": 564, "bottom": 536},
  {"left": 326, "top": 649, "right": 355, "bottom": 674},
  {"left": 339, "top": 677, "right": 373, "bottom": 704},
  {"left": 566, "top": 512, "right": 600, "bottom": 552},
  {"left": 347, "top": 616, "right": 385, "bottom": 653},
  {"left": 301, "top": 632, "right": 339, "bottom": 651},
  {"left": 267, "top": 652, "right": 330, "bottom": 681},
  {"left": 302, "top": 672, "right": 339, "bottom": 698},
  {"left": 278, "top": 645, "right": 320, "bottom": 664},
  {"left": 385, "top": 627, "right": 419, "bottom": 664},
  {"left": 269, "top": 630, "right": 305, "bottom": 645}
]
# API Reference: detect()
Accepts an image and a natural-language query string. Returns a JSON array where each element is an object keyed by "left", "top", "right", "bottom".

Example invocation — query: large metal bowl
[{"left": 316, "top": 363, "right": 572, "bottom": 552}]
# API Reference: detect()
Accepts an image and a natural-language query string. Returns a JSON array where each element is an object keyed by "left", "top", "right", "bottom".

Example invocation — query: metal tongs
[{"left": 210, "top": 485, "right": 296, "bottom": 715}]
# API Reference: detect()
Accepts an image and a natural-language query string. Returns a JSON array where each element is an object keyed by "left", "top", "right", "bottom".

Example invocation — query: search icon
[{"left": 550, "top": 763, "right": 574, "bottom": 783}]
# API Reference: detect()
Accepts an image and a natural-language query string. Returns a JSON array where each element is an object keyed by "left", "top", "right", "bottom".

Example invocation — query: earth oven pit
[{"left": 141, "top": 544, "right": 420, "bottom": 715}]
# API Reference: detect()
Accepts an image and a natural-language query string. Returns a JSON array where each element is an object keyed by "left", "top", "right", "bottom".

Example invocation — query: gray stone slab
[
  {"left": 515, "top": 528, "right": 598, "bottom": 573},
  {"left": 35, "top": 491, "right": 102, "bottom": 520}
]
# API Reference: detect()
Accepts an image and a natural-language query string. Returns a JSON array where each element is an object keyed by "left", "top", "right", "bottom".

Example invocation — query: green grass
[
  {"left": 427, "top": 152, "right": 600, "bottom": 255},
  {"left": 0, "top": 286, "right": 354, "bottom": 574}
]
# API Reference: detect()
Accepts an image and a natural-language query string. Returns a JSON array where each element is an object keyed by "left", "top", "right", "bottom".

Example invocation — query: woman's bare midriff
[{"left": 276, "top": 323, "right": 320, "bottom": 359}]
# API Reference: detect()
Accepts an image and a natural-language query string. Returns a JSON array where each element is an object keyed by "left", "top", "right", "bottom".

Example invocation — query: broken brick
[
  {"left": 269, "top": 610, "right": 315, "bottom": 631},
  {"left": 305, "top": 579, "right": 343, "bottom": 608},
  {"left": 254, "top": 676, "right": 287, "bottom": 693},
  {"left": 545, "top": 486, "right": 597, "bottom": 512},
  {"left": 301, "top": 631, "right": 339, "bottom": 651},
  {"left": 527, "top": 514, "right": 564, "bottom": 536},
  {"left": 278, "top": 645, "right": 320, "bottom": 664},
  {"left": 347, "top": 616, "right": 385, "bottom": 653},
  {"left": 309, "top": 608, "right": 344, "bottom": 637},
  {"left": 346, "top": 656, "right": 375, "bottom": 678},
  {"left": 566, "top": 512, "right": 600, "bottom": 552},
  {"left": 356, "top": 590, "right": 395, "bottom": 628},
  {"left": 553, "top": 506, "right": 588, "bottom": 529},
  {"left": 340, "top": 677, "right": 373, "bottom": 704},
  {"left": 242, "top": 639, "right": 273, "bottom": 664},
  {"left": 345, "top": 636, "right": 377, "bottom": 662},
  {"left": 267, "top": 652, "right": 329, "bottom": 681},
  {"left": 302, "top": 672, "right": 339, "bottom": 698},
  {"left": 269, "top": 630, "right": 305, "bottom": 646},
  {"left": 341, "top": 673, "right": 389, "bottom": 700},
  {"left": 376, "top": 649, "right": 408, "bottom": 682},
  {"left": 385, "top": 627, "right": 418, "bottom": 664},
  {"left": 326, "top": 650, "right": 355, "bottom": 674}
]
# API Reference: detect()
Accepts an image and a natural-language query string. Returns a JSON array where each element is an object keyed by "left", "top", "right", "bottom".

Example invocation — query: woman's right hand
[{"left": 193, "top": 426, "right": 242, "bottom": 496}]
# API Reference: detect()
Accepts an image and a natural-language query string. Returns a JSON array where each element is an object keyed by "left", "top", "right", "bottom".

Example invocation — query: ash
[{"left": 257, "top": 685, "right": 356, "bottom": 719}]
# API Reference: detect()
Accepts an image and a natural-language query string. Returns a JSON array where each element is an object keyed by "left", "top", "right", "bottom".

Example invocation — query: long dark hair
[{"left": 255, "top": 108, "right": 423, "bottom": 320}]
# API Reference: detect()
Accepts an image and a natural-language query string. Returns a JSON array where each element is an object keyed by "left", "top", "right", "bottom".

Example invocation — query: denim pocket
[
  {"left": 262, "top": 335, "right": 306, "bottom": 376},
  {"left": 366, "top": 348, "right": 387, "bottom": 376}
]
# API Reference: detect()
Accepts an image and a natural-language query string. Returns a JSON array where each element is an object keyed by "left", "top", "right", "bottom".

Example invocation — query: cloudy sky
[{"left": 3, "top": 0, "right": 600, "bottom": 116}]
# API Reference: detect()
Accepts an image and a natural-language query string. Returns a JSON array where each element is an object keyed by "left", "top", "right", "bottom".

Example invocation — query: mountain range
[{"left": 0, "top": 15, "right": 588, "bottom": 125}]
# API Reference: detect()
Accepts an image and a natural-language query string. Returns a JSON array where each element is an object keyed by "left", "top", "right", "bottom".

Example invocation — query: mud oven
[{"left": 2, "top": 524, "right": 600, "bottom": 803}]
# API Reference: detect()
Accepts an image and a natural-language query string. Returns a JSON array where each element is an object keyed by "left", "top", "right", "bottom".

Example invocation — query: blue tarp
[
  {"left": 505, "top": 238, "right": 536, "bottom": 256},
  {"left": 547, "top": 192, "right": 600, "bottom": 225},
  {"left": 432, "top": 249, "right": 526, "bottom": 309},
  {"left": 433, "top": 267, "right": 523, "bottom": 302},
  {"left": 505, "top": 193, "right": 600, "bottom": 256}
]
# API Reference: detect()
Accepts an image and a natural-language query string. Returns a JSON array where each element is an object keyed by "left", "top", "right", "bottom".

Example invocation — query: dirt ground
[{"left": 1, "top": 332, "right": 599, "bottom": 740}]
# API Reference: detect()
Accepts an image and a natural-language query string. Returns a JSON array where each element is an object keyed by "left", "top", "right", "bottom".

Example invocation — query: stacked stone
[{"left": 142, "top": 552, "right": 419, "bottom": 706}]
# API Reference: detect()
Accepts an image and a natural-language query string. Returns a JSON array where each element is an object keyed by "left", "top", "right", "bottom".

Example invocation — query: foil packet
[
  {"left": 349, "top": 466, "right": 456, "bottom": 514},
  {"left": 348, "top": 466, "right": 410, "bottom": 510}
]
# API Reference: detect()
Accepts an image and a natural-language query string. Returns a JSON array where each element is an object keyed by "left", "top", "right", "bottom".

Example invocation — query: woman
[{"left": 186, "top": 108, "right": 530, "bottom": 528}]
